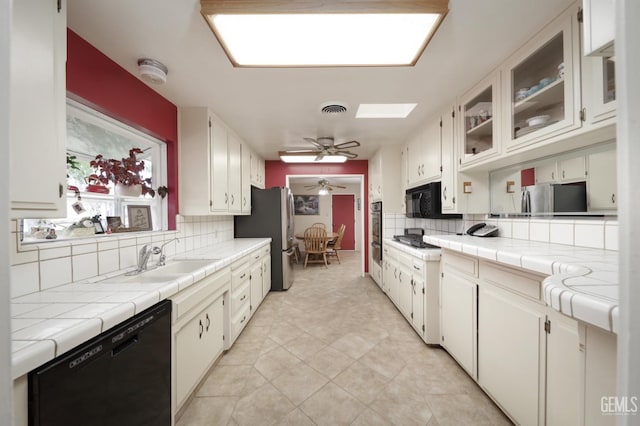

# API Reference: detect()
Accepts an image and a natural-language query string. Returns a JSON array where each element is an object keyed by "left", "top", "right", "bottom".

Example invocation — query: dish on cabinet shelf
[
  {"left": 526, "top": 115, "right": 551, "bottom": 127},
  {"left": 512, "top": 78, "right": 564, "bottom": 114},
  {"left": 515, "top": 120, "right": 559, "bottom": 138}
]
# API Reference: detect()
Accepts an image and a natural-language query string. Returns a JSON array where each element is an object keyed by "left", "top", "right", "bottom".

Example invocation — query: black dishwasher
[{"left": 28, "top": 299, "right": 172, "bottom": 426}]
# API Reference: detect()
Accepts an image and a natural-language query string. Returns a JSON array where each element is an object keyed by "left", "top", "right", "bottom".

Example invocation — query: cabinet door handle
[
  {"left": 551, "top": 172, "right": 555, "bottom": 180},
  {"left": 413, "top": 265, "right": 420, "bottom": 271},
  {"left": 240, "top": 315, "right": 247, "bottom": 324},
  {"left": 443, "top": 187, "right": 447, "bottom": 200},
  {"left": 198, "top": 319, "right": 204, "bottom": 339},
  {"left": 225, "top": 193, "right": 228, "bottom": 205},
  {"left": 243, "top": 196, "right": 247, "bottom": 206},
  {"left": 240, "top": 273, "right": 246, "bottom": 279},
  {"left": 612, "top": 193, "right": 616, "bottom": 204},
  {"left": 205, "top": 313, "right": 210, "bottom": 331},
  {"left": 240, "top": 294, "right": 246, "bottom": 301},
  {"left": 562, "top": 170, "right": 565, "bottom": 179},
  {"left": 58, "top": 183, "right": 63, "bottom": 198}
]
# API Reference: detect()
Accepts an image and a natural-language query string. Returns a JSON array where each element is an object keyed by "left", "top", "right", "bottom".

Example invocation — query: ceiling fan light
[
  {"left": 318, "top": 187, "right": 330, "bottom": 196},
  {"left": 279, "top": 152, "right": 347, "bottom": 163}
]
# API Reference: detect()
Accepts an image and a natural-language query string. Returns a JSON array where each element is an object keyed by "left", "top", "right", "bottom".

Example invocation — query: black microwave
[{"left": 405, "top": 182, "right": 461, "bottom": 219}]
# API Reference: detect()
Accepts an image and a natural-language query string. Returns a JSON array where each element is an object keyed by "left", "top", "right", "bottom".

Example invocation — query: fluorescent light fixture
[
  {"left": 279, "top": 152, "right": 347, "bottom": 163},
  {"left": 200, "top": 1, "right": 449, "bottom": 67},
  {"left": 356, "top": 103, "right": 418, "bottom": 118}
]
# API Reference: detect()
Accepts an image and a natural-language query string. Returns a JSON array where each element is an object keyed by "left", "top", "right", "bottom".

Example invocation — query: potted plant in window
[{"left": 88, "top": 148, "right": 156, "bottom": 197}]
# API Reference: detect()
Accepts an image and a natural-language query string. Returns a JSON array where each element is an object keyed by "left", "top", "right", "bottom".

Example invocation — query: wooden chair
[
  {"left": 303, "top": 226, "right": 328, "bottom": 268},
  {"left": 326, "top": 224, "right": 346, "bottom": 264},
  {"left": 291, "top": 241, "right": 301, "bottom": 264},
  {"left": 310, "top": 222, "right": 326, "bottom": 229}
]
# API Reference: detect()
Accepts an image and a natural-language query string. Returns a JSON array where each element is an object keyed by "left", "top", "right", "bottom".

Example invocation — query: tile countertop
[
  {"left": 383, "top": 238, "right": 442, "bottom": 261},
  {"left": 424, "top": 234, "right": 618, "bottom": 334},
  {"left": 10, "top": 238, "right": 271, "bottom": 380}
]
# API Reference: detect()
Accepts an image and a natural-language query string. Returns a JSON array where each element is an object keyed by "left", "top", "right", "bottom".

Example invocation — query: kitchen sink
[{"left": 101, "top": 259, "right": 215, "bottom": 284}]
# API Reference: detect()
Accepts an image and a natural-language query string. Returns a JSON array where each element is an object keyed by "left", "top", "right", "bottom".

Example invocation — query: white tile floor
[{"left": 177, "top": 251, "right": 512, "bottom": 426}]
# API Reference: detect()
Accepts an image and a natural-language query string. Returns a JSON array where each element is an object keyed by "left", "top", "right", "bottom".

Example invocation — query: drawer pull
[
  {"left": 240, "top": 295, "right": 246, "bottom": 301},
  {"left": 240, "top": 273, "right": 246, "bottom": 279},
  {"left": 205, "top": 313, "right": 210, "bottom": 331},
  {"left": 413, "top": 265, "right": 420, "bottom": 271},
  {"left": 240, "top": 315, "right": 247, "bottom": 324},
  {"left": 198, "top": 319, "right": 204, "bottom": 339}
]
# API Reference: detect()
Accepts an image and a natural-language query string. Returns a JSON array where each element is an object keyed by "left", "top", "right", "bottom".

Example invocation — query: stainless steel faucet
[
  {"left": 136, "top": 244, "right": 159, "bottom": 272},
  {"left": 156, "top": 238, "right": 179, "bottom": 267}
]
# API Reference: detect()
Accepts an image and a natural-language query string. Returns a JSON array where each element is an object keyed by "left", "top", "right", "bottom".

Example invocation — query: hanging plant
[{"left": 88, "top": 148, "right": 155, "bottom": 197}]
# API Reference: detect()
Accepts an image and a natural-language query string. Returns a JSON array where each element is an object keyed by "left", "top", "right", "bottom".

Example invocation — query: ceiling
[{"left": 67, "top": 0, "right": 573, "bottom": 161}]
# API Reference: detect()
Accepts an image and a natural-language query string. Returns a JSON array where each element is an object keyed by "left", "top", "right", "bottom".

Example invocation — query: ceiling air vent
[{"left": 320, "top": 103, "right": 348, "bottom": 115}]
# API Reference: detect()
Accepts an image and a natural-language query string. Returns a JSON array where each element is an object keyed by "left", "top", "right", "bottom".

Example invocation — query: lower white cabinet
[
  {"left": 440, "top": 264, "right": 477, "bottom": 377},
  {"left": 171, "top": 268, "right": 230, "bottom": 412},
  {"left": 262, "top": 251, "right": 271, "bottom": 298},
  {"left": 175, "top": 295, "right": 224, "bottom": 409},
  {"left": 478, "top": 282, "right": 545, "bottom": 426},
  {"left": 250, "top": 261, "right": 263, "bottom": 315},
  {"left": 582, "top": 325, "right": 617, "bottom": 426},
  {"left": 546, "top": 310, "right": 580, "bottom": 426}
]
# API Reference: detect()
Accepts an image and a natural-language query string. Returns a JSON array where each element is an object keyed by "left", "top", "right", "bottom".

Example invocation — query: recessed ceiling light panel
[{"left": 200, "top": 1, "right": 449, "bottom": 67}]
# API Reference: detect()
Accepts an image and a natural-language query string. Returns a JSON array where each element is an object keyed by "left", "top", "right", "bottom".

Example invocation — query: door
[{"left": 332, "top": 194, "right": 355, "bottom": 250}]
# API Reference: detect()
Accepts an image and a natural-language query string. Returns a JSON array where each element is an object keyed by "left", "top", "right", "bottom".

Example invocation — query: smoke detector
[{"left": 137, "top": 58, "right": 168, "bottom": 84}]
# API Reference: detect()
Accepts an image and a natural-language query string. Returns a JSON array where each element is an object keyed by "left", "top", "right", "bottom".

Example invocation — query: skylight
[{"left": 356, "top": 103, "right": 418, "bottom": 118}]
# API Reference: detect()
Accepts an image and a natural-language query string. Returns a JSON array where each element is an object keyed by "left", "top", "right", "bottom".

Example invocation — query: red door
[{"left": 332, "top": 194, "right": 355, "bottom": 250}]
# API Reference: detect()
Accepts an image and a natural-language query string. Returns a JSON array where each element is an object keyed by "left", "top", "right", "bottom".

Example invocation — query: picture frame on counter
[{"left": 127, "top": 205, "right": 152, "bottom": 231}]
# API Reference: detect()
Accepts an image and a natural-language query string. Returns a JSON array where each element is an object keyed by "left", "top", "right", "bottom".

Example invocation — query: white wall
[
  {"left": 1, "top": 0, "right": 11, "bottom": 423},
  {"left": 290, "top": 182, "right": 363, "bottom": 251},
  {"left": 617, "top": 0, "right": 640, "bottom": 417}
]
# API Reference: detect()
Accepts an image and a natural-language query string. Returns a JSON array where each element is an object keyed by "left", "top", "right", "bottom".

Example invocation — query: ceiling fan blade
[
  {"left": 334, "top": 140, "right": 360, "bottom": 149},
  {"left": 283, "top": 149, "right": 320, "bottom": 154},
  {"left": 314, "top": 151, "right": 325, "bottom": 161},
  {"left": 304, "top": 137, "right": 324, "bottom": 150},
  {"left": 304, "top": 185, "right": 320, "bottom": 189},
  {"left": 332, "top": 185, "right": 347, "bottom": 189},
  {"left": 340, "top": 151, "right": 358, "bottom": 159}
]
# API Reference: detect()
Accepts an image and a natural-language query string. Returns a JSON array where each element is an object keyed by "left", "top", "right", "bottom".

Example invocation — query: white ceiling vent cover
[
  {"left": 137, "top": 58, "right": 168, "bottom": 84},
  {"left": 320, "top": 103, "right": 348, "bottom": 115}
]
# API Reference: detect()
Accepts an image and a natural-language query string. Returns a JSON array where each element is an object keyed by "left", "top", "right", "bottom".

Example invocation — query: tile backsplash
[
  {"left": 9, "top": 215, "right": 234, "bottom": 298},
  {"left": 384, "top": 213, "right": 617, "bottom": 251}
]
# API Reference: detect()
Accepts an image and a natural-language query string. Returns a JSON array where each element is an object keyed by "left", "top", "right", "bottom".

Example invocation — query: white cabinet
[
  {"left": 546, "top": 310, "right": 580, "bottom": 426},
  {"left": 582, "top": 0, "right": 615, "bottom": 56},
  {"left": 559, "top": 156, "right": 586, "bottom": 181},
  {"left": 368, "top": 145, "right": 403, "bottom": 209},
  {"left": 230, "top": 258, "right": 252, "bottom": 344},
  {"left": 175, "top": 295, "right": 224, "bottom": 409},
  {"left": 458, "top": 71, "right": 501, "bottom": 166},
  {"left": 502, "top": 4, "right": 582, "bottom": 151},
  {"left": 241, "top": 142, "right": 251, "bottom": 214},
  {"left": 250, "top": 150, "right": 265, "bottom": 189},
  {"left": 478, "top": 282, "right": 545, "bottom": 426},
  {"left": 250, "top": 261, "right": 263, "bottom": 315},
  {"left": 368, "top": 150, "right": 382, "bottom": 201},
  {"left": 441, "top": 258, "right": 477, "bottom": 377},
  {"left": 584, "top": 54, "right": 616, "bottom": 123},
  {"left": 171, "top": 268, "right": 230, "bottom": 412},
  {"left": 10, "top": 0, "right": 67, "bottom": 218},
  {"left": 581, "top": 325, "right": 617, "bottom": 426},
  {"left": 262, "top": 251, "right": 271, "bottom": 297},
  {"left": 588, "top": 147, "right": 617, "bottom": 210},
  {"left": 396, "top": 256, "right": 413, "bottom": 321},
  {"left": 406, "top": 118, "right": 441, "bottom": 188},
  {"left": 410, "top": 261, "right": 425, "bottom": 336},
  {"left": 535, "top": 161, "right": 558, "bottom": 183},
  {"left": 441, "top": 103, "right": 490, "bottom": 214},
  {"left": 179, "top": 108, "right": 246, "bottom": 215}
]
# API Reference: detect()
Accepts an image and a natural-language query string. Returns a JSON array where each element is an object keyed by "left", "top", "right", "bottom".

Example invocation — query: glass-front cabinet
[
  {"left": 458, "top": 72, "right": 500, "bottom": 167},
  {"left": 585, "top": 55, "right": 616, "bottom": 123},
  {"left": 502, "top": 4, "right": 581, "bottom": 151}
]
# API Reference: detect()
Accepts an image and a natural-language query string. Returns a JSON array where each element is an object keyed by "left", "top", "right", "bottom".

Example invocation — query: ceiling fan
[
  {"left": 283, "top": 137, "right": 360, "bottom": 161},
  {"left": 304, "top": 178, "right": 346, "bottom": 192}
]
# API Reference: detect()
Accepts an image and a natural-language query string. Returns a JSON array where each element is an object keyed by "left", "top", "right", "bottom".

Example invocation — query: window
[{"left": 22, "top": 100, "right": 168, "bottom": 243}]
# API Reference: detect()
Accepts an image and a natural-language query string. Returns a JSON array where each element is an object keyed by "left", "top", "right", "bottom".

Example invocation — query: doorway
[{"left": 332, "top": 194, "right": 355, "bottom": 250}]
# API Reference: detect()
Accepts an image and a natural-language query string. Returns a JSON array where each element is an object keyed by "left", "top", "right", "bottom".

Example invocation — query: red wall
[
  {"left": 66, "top": 29, "right": 178, "bottom": 229},
  {"left": 265, "top": 160, "right": 369, "bottom": 271}
]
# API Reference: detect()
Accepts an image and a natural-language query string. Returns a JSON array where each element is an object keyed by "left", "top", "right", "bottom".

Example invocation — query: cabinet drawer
[
  {"left": 231, "top": 282, "right": 250, "bottom": 315},
  {"left": 231, "top": 303, "right": 251, "bottom": 342},
  {"left": 171, "top": 268, "right": 230, "bottom": 322},
  {"left": 232, "top": 267, "right": 250, "bottom": 290},
  {"left": 480, "top": 261, "right": 544, "bottom": 301},
  {"left": 442, "top": 251, "right": 478, "bottom": 278}
]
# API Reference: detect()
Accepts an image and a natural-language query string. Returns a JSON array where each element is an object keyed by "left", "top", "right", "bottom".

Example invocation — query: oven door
[{"left": 371, "top": 241, "right": 382, "bottom": 265}]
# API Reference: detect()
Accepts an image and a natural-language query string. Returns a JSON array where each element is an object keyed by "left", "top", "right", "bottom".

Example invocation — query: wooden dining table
[{"left": 294, "top": 231, "right": 338, "bottom": 241}]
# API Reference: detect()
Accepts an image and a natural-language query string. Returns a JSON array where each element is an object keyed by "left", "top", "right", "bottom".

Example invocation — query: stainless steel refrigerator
[{"left": 234, "top": 186, "right": 295, "bottom": 291}]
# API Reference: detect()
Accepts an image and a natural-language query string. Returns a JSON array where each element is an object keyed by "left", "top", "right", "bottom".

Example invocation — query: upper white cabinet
[
  {"left": 502, "top": 3, "right": 582, "bottom": 152},
  {"left": 241, "top": 143, "right": 251, "bottom": 214},
  {"left": 406, "top": 118, "right": 441, "bottom": 188},
  {"left": 250, "top": 150, "right": 265, "bottom": 189},
  {"left": 368, "top": 146, "right": 403, "bottom": 212},
  {"left": 584, "top": 54, "right": 616, "bottom": 124},
  {"left": 582, "top": 0, "right": 615, "bottom": 56},
  {"left": 179, "top": 107, "right": 247, "bottom": 215},
  {"left": 10, "top": 0, "right": 67, "bottom": 218},
  {"left": 458, "top": 71, "right": 501, "bottom": 166},
  {"left": 587, "top": 147, "right": 617, "bottom": 210}
]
